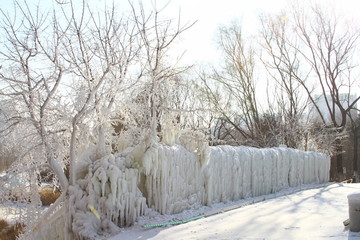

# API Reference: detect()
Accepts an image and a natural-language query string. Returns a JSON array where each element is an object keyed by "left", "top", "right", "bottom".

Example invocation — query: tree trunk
[
  {"left": 352, "top": 126, "right": 359, "bottom": 182},
  {"left": 330, "top": 137, "right": 344, "bottom": 181},
  {"left": 330, "top": 155, "right": 338, "bottom": 181}
]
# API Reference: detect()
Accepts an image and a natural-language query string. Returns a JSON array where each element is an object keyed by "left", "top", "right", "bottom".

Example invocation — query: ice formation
[
  {"left": 70, "top": 151, "right": 148, "bottom": 239},
  {"left": 143, "top": 144, "right": 330, "bottom": 213},
  {"left": 24, "top": 143, "right": 330, "bottom": 239},
  {"left": 209, "top": 145, "right": 329, "bottom": 204},
  {"left": 143, "top": 144, "right": 206, "bottom": 214}
]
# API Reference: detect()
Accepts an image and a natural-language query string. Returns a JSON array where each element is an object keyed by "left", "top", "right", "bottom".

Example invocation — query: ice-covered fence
[
  {"left": 34, "top": 143, "right": 329, "bottom": 239},
  {"left": 143, "top": 144, "right": 330, "bottom": 214},
  {"left": 205, "top": 145, "right": 330, "bottom": 205},
  {"left": 143, "top": 144, "right": 206, "bottom": 214}
]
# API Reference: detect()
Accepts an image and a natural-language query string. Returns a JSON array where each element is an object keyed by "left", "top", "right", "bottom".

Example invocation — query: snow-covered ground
[{"left": 110, "top": 183, "right": 360, "bottom": 240}]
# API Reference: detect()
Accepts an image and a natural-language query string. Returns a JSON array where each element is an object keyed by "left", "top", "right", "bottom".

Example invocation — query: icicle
[
  {"left": 68, "top": 149, "right": 149, "bottom": 238},
  {"left": 197, "top": 145, "right": 330, "bottom": 206}
]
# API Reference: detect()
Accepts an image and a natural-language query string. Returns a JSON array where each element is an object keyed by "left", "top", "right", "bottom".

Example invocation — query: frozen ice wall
[
  {"left": 144, "top": 144, "right": 330, "bottom": 213},
  {"left": 51, "top": 143, "right": 329, "bottom": 239},
  {"left": 205, "top": 145, "right": 330, "bottom": 205},
  {"left": 143, "top": 144, "right": 206, "bottom": 214},
  {"left": 70, "top": 151, "right": 148, "bottom": 239}
]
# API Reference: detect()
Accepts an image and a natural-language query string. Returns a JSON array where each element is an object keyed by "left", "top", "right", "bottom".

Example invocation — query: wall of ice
[
  {"left": 142, "top": 144, "right": 206, "bottom": 214},
  {"left": 50, "top": 143, "right": 329, "bottom": 239},
  {"left": 70, "top": 149, "right": 148, "bottom": 239},
  {"left": 143, "top": 144, "right": 330, "bottom": 214}
]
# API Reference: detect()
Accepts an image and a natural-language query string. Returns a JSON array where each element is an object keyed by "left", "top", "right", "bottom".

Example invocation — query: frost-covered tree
[
  {"left": 0, "top": 0, "right": 72, "bottom": 189},
  {"left": 0, "top": 0, "right": 193, "bottom": 238},
  {"left": 199, "top": 23, "right": 276, "bottom": 147},
  {"left": 259, "top": 12, "right": 309, "bottom": 149},
  {"left": 0, "top": 0, "right": 138, "bottom": 188},
  {"left": 111, "top": 2, "right": 195, "bottom": 149},
  {"left": 260, "top": 3, "right": 360, "bottom": 180}
]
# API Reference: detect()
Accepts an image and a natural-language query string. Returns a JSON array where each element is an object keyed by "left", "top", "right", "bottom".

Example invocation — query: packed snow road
[{"left": 111, "top": 183, "right": 360, "bottom": 240}]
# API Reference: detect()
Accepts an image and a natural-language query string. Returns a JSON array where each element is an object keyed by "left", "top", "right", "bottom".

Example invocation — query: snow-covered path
[{"left": 111, "top": 183, "right": 360, "bottom": 240}]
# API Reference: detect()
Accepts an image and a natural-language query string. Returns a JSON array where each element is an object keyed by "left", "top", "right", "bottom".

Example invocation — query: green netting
[{"left": 143, "top": 215, "right": 204, "bottom": 228}]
